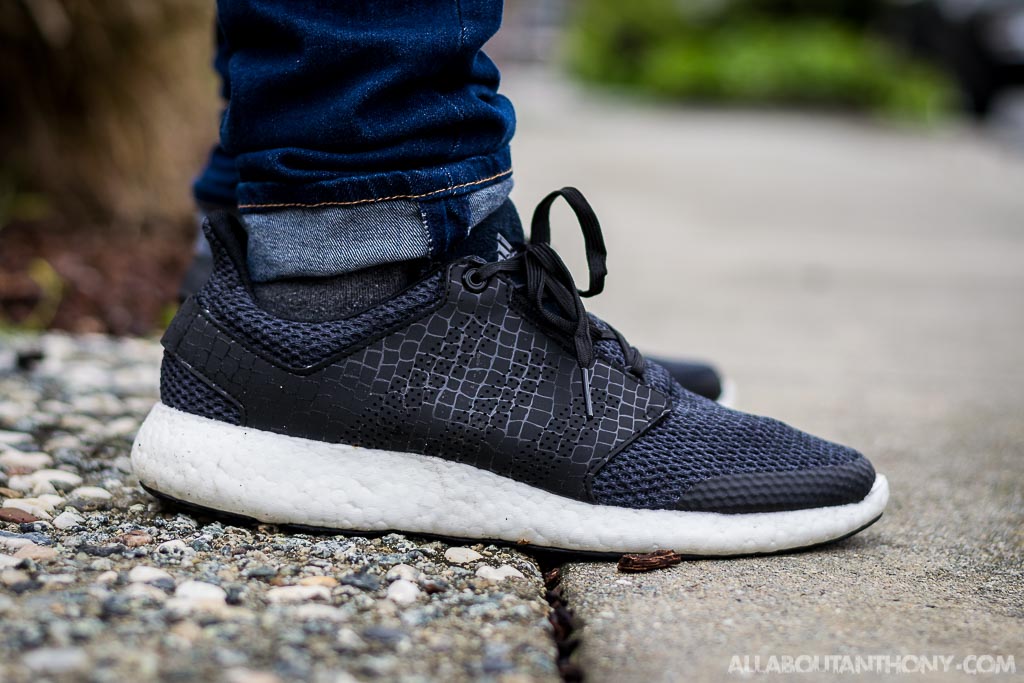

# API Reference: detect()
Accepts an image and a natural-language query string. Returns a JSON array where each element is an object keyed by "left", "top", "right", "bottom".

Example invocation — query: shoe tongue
[{"left": 451, "top": 200, "right": 525, "bottom": 263}]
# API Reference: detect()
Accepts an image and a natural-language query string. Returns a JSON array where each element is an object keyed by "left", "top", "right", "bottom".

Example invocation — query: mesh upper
[
  {"left": 195, "top": 227, "right": 444, "bottom": 369},
  {"left": 591, "top": 382, "right": 866, "bottom": 510},
  {"left": 160, "top": 354, "right": 241, "bottom": 425}
]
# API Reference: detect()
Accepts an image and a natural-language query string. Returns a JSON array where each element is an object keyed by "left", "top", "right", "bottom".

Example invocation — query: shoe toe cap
[
  {"left": 590, "top": 395, "right": 879, "bottom": 513},
  {"left": 671, "top": 453, "right": 876, "bottom": 514}
]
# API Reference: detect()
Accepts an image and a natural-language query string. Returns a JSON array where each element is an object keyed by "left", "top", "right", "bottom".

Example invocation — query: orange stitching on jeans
[{"left": 237, "top": 168, "right": 512, "bottom": 210}]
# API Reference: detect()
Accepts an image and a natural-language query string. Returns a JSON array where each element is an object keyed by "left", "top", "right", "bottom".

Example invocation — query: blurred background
[{"left": 1, "top": 0, "right": 1022, "bottom": 336}]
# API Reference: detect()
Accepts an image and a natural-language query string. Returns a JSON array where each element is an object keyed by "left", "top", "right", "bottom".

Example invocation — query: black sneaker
[
  {"left": 135, "top": 188, "right": 887, "bottom": 555},
  {"left": 178, "top": 221, "right": 734, "bottom": 403},
  {"left": 650, "top": 357, "right": 734, "bottom": 406}
]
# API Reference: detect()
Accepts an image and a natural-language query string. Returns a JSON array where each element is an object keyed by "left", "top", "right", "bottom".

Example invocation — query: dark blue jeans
[{"left": 194, "top": 1, "right": 515, "bottom": 281}]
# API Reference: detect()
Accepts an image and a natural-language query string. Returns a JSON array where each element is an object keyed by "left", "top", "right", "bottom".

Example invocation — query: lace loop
[
  {"left": 530, "top": 187, "right": 608, "bottom": 297},
  {"left": 472, "top": 188, "right": 645, "bottom": 417}
]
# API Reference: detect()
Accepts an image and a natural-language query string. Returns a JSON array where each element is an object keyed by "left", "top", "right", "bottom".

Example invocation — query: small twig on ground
[{"left": 616, "top": 550, "right": 683, "bottom": 573}]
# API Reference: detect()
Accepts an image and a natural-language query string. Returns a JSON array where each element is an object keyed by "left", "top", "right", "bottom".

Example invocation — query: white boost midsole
[{"left": 131, "top": 403, "right": 889, "bottom": 555}]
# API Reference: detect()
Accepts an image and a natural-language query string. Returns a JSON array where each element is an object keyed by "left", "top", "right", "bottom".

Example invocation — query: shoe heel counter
[{"left": 159, "top": 297, "right": 242, "bottom": 425}]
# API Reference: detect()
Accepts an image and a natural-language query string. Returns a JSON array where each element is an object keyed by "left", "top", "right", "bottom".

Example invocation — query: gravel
[{"left": 0, "top": 333, "right": 558, "bottom": 683}]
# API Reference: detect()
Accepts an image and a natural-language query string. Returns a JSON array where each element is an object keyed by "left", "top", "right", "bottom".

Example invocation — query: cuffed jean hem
[
  {"left": 242, "top": 176, "right": 513, "bottom": 282},
  {"left": 233, "top": 147, "right": 512, "bottom": 210}
]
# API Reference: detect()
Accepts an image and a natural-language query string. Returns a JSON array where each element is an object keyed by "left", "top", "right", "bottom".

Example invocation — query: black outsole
[{"left": 140, "top": 482, "right": 883, "bottom": 563}]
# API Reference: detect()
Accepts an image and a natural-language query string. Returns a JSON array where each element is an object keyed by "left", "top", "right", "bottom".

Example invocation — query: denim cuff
[
  {"left": 242, "top": 177, "right": 513, "bottom": 282},
  {"left": 235, "top": 148, "right": 511, "bottom": 210}
]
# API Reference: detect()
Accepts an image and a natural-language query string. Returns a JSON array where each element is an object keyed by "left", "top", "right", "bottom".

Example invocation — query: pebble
[
  {"left": 1, "top": 569, "right": 31, "bottom": 587},
  {"left": 444, "top": 547, "right": 483, "bottom": 564},
  {"left": 386, "top": 563, "right": 421, "bottom": 582},
  {"left": 125, "top": 583, "right": 167, "bottom": 602},
  {"left": 420, "top": 577, "right": 451, "bottom": 595},
  {"left": 156, "top": 539, "right": 189, "bottom": 554},
  {"left": 70, "top": 393, "right": 123, "bottom": 416},
  {"left": 103, "top": 416, "right": 140, "bottom": 439},
  {"left": 80, "top": 543, "right": 126, "bottom": 557},
  {"left": 167, "top": 582, "right": 233, "bottom": 617},
  {"left": 475, "top": 565, "right": 527, "bottom": 582},
  {"left": 225, "top": 668, "right": 284, "bottom": 683},
  {"left": 21, "top": 647, "right": 88, "bottom": 674},
  {"left": 5, "top": 475, "right": 35, "bottom": 492},
  {"left": 336, "top": 628, "right": 366, "bottom": 650},
  {"left": 118, "top": 530, "right": 153, "bottom": 547},
  {"left": 297, "top": 575, "right": 338, "bottom": 588},
  {"left": 0, "top": 430, "right": 32, "bottom": 447},
  {"left": 289, "top": 604, "right": 349, "bottom": 622},
  {"left": 60, "top": 414, "right": 102, "bottom": 432},
  {"left": 128, "top": 566, "right": 173, "bottom": 584},
  {"left": 174, "top": 580, "right": 227, "bottom": 603},
  {"left": 23, "top": 469, "right": 83, "bottom": 491},
  {"left": 0, "top": 536, "right": 33, "bottom": 551},
  {"left": 38, "top": 573, "right": 75, "bottom": 586},
  {"left": 13, "top": 543, "right": 58, "bottom": 562},
  {"left": 0, "top": 553, "right": 21, "bottom": 569},
  {"left": 95, "top": 570, "right": 118, "bottom": 584},
  {"left": 52, "top": 509, "right": 84, "bottom": 530},
  {"left": 244, "top": 565, "right": 277, "bottom": 580},
  {"left": 69, "top": 486, "right": 113, "bottom": 509},
  {"left": 266, "top": 584, "right": 330, "bottom": 604},
  {"left": 36, "top": 494, "right": 66, "bottom": 510},
  {"left": 30, "top": 479, "right": 58, "bottom": 496},
  {"left": 387, "top": 579, "right": 421, "bottom": 606},
  {"left": 2, "top": 499, "right": 52, "bottom": 521},
  {"left": 0, "top": 507, "right": 40, "bottom": 524},
  {"left": 340, "top": 572, "right": 381, "bottom": 591},
  {"left": 0, "top": 451, "right": 53, "bottom": 473}
]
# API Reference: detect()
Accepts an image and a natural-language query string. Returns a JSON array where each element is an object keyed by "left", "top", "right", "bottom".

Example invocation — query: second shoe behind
[{"left": 135, "top": 188, "right": 888, "bottom": 555}]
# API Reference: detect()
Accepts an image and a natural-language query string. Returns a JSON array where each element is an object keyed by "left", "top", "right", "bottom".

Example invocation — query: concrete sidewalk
[{"left": 505, "top": 69, "right": 1024, "bottom": 682}]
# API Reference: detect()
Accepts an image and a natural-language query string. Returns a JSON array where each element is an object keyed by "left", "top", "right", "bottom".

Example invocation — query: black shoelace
[{"left": 463, "top": 187, "right": 645, "bottom": 418}]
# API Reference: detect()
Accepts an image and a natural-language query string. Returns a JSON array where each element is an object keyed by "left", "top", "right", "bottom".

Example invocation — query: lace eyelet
[{"left": 461, "top": 268, "right": 489, "bottom": 293}]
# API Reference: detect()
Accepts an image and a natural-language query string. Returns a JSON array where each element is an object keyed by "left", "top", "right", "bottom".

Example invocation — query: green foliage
[
  {"left": 567, "top": 0, "right": 954, "bottom": 121},
  {"left": 0, "top": 258, "right": 64, "bottom": 332}
]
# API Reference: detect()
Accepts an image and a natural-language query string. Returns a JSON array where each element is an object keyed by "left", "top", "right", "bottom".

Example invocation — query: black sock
[
  {"left": 252, "top": 199, "right": 525, "bottom": 322},
  {"left": 253, "top": 260, "right": 425, "bottom": 322}
]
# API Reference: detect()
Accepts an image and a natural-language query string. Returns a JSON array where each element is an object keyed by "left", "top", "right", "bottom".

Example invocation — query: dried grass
[{"left": 0, "top": 0, "right": 220, "bottom": 234}]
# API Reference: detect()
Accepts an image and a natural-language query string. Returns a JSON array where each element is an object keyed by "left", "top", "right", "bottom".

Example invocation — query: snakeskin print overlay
[{"left": 164, "top": 262, "right": 671, "bottom": 502}]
